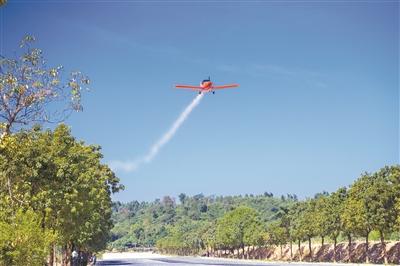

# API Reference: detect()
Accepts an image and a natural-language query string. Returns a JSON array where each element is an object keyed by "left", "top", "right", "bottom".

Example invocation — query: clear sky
[{"left": 1, "top": 0, "right": 399, "bottom": 202}]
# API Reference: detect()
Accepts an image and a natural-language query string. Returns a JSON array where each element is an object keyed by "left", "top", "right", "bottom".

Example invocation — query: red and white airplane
[{"left": 175, "top": 77, "right": 239, "bottom": 94}]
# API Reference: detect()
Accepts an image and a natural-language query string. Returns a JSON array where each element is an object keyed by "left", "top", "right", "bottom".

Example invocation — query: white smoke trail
[{"left": 109, "top": 93, "right": 204, "bottom": 172}]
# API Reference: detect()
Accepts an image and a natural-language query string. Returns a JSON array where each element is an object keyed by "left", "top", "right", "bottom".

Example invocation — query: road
[
  {"left": 98, "top": 256, "right": 288, "bottom": 265},
  {"left": 98, "top": 253, "right": 351, "bottom": 266}
]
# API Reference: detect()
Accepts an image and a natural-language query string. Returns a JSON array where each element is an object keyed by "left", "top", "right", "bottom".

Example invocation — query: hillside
[{"left": 109, "top": 193, "right": 296, "bottom": 249}]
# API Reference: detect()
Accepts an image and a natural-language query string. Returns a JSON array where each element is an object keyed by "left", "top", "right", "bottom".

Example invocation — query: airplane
[{"left": 175, "top": 77, "right": 239, "bottom": 94}]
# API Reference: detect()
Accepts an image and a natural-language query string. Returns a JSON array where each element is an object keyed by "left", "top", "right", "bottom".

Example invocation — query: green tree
[
  {"left": 313, "top": 192, "right": 330, "bottom": 246},
  {"left": 390, "top": 165, "right": 400, "bottom": 233},
  {"left": 291, "top": 200, "right": 316, "bottom": 262},
  {"left": 289, "top": 202, "right": 307, "bottom": 261},
  {"left": 342, "top": 173, "right": 374, "bottom": 263},
  {"left": 0, "top": 208, "right": 56, "bottom": 266},
  {"left": 273, "top": 206, "right": 295, "bottom": 260},
  {"left": 265, "top": 221, "right": 287, "bottom": 259},
  {"left": 302, "top": 200, "right": 318, "bottom": 262},
  {"left": 0, "top": 125, "right": 122, "bottom": 265},
  {"left": 216, "top": 206, "right": 262, "bottom": 259},
  {"left": 368, "top": 167, "right": 397, "bottom": 264},
  {"left": 325, "top": 187, "right": 347, "bottom": 262},
  {"left": 197, "top": 221, "right": 216, "bottom": 257}
]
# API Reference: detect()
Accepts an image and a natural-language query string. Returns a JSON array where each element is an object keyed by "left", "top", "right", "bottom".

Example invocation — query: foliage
[
  {"left": 0, "top": 125, "right": 122, "bottom": 264},
  {"left": 216, "top": 206, "right": 263, "bottom": 252},
  {"left": 110, "top": 193, "right": 295, "bottom": 251},
  {"left": 265, "top": 221, "right": 287, "bottom": 247},
  {"left": 113, "top": 165, "right": 400, "bottom": 262},
  {"left": 325, "top": 187, "right": 347, "bottom": 242},
  {"left": 0, "top": 208, "right": 56, "bottom": 266},
  {"left": 0, "top": 36, "right": 89, "bottom": 136},
  {"left": 0, "top": 35, "right": 120, "bottom": 265}
]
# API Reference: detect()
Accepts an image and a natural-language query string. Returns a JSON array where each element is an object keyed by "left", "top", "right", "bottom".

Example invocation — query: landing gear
[
  {"left": 198, "top": 91, "right": 202, "bottom": 95},
  {"left": 212, "top": 91, "right": 215, "bottom": 94}
]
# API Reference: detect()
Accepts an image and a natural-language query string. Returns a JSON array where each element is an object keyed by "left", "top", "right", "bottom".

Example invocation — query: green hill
[{"left": 109, "top": 193, "right": 296, "bottom": 249}]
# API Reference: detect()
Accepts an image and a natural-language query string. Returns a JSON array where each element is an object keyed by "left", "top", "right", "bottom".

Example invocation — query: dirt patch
[{"left": 213, "top": 241, "right": 400, "bottom": 264}]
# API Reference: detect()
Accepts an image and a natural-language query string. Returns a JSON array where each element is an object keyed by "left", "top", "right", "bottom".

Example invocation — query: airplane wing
[
  {"left": 213, "top": 84, "right": 239, "bottom": 90},
  {"left": 175, "top": 85, "right": 203, "bottom": 91}
]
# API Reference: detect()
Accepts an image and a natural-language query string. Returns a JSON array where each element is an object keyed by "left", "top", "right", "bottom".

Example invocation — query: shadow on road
[
  {"left": 153, "top": 258, "right": 227, "bottom": 265},
  {"left": 98, "top": 260, "right": 133, "bottom": 265}
]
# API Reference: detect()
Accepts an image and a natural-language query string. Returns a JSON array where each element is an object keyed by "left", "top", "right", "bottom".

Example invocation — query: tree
[
  {"left": 313, "top": 193, "right": 330, "bottom": 247},
  {"left": 156, "top": 219, "right": 205, "bottom": 256},
  {"left": 272, "top": 206, "right": 293, "bottom": 260},
  {"left": 325, "top": 187, "right": 347, "bottom": 262},
  {"left": 0, "top": 125, "right": 122, "bottom": 265},
  {"left": 0, "top": 36, "right": 89, "bottom": 137},
  {"left": 243, "top": 215, "right": 264, "bottom": 259},
  {"left": 198, "top": 221, "right": 216, "bottom": 257},
  {"left": 265, "top": 221, "right": 287, "bottom": 259},
  {"left": 215, "top": 210, "right": 242, "bottom": 257},
  {"left": 389, "top": 165, "right": 400, "bottom": 232},
  {"left": 289, "top": 202, "right": 307, "bottom": 262},
  {"left": 302, "top": 200, "right": 318, "bottom": 262},
  {"left": 368, "top": 167, "right": 397, "bottom": 264},
  {"left": 178, "top": 193, "right": 187, "bottom": 204},
  {"left": 342, "top": 173, "right": 374, "bottom": 263},
  {"left": 290, "top": 200, "right": 317, "bottom": 262},
  {"left": 216, "top": 206, "right": 263, "bottom": 259}
]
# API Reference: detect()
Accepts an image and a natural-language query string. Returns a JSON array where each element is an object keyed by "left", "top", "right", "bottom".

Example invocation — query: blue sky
[{"left": 2, "top": 0, "right": 399, "bottom": 202}]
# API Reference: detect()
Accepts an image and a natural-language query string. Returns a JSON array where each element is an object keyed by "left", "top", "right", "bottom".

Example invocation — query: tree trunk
[
  {"left": 280, "top": 245, "right": 283, "bottom": 259},
  {"left": 365, "top": 233, "right": 369, "bottom": 264},
  {"left": 242, "top": 245, "right": 245, "bottom": 259},
  {"left": 347, "top": 234, "right": 352, "bottom": 263},
  {"left": 380, "top": 231, "right": 388, "bottom": 265},
  {"left": 49, "top": 244, "right": 54, "bottom": 266},
  {"left": 0, "top": 123, "right": 11, "bottom": 141},
  {"left": 321, "top": 236, "right": 324, "bottom": 246},
  {"left": 290, "top": 240, "right": 293, "bottom": 261},
  {"left": 308, "top": 237, "right": 312, "bottom": 262},
  {"left": 333, "top": 237, "right": 337, "bottom": 263},
  {"left": 63, "top": 243, "right": 72, "bottom": 266},
  {"left": 62, "top": 245, "right": 66, "bottom": 266},
  {"left": 298, "top": 239, "right": 302, "bottom": 262}
]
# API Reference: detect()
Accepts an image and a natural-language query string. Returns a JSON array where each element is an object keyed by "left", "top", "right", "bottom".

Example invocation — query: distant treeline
[
  {"left": 111, "top": 165, "right": 400, "bottom": 264},
  {"left": 110, "top": 191, "right": 296, "bottom": 248}
]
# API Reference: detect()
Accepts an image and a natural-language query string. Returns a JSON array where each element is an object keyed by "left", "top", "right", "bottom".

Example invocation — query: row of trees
[
  {"left": 155, "top": 166, "right": 400, "bottom": 264},
  {"left": 155, "top": 206, "right": 264, "bottom": 257},
  {"left": 270, "top": 165, "right": 400, "bottom": 264},
  {"left": 0, "top": 36, "right": 122, "bottom": 265}
]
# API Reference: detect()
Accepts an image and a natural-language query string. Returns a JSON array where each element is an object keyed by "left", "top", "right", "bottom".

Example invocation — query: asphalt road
[{"left": 98, "top": 256, "right": 337, "bottom": 266}]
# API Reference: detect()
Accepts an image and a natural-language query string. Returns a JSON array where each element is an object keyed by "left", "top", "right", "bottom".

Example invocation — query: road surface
[{"left": 98, "top": 252, "right": 354, "bottom": 266}]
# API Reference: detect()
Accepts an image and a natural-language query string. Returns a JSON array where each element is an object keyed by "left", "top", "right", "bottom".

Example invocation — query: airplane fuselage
[{"left": 200, "top": 80, "right": 213, "bottom": 92}]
